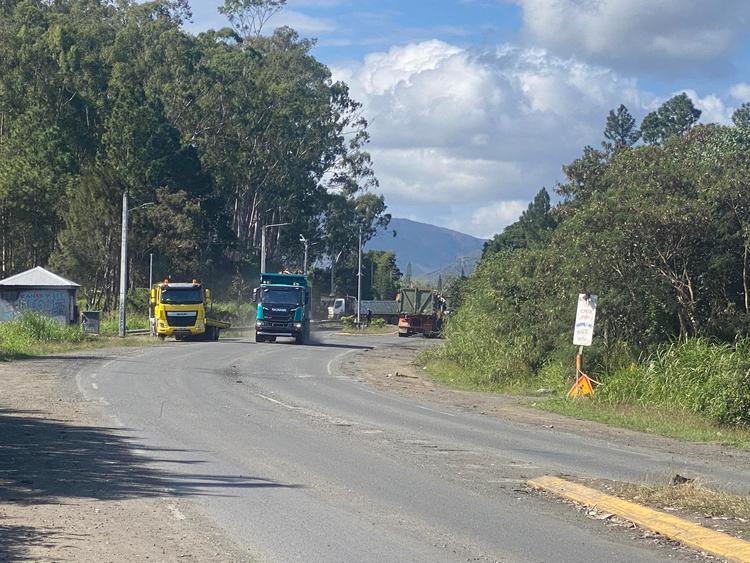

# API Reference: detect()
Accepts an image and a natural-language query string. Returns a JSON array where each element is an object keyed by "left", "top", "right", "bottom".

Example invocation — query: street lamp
[
  {"left": 118, "top": 192, "right": 155, "bottom": 337},
  {"left": 299, "top": 235, "right": 318, "bottom": 275},
  {"left": 260, "top": 222, "right": 291, "bottom": 276}
]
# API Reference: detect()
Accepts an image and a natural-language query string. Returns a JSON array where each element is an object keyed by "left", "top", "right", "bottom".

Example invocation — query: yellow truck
[{"left": 149, "top": 279, "right": 229, "bottom": 341}]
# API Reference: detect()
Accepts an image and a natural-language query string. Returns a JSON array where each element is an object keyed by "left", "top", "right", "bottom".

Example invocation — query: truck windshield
[
  {"left": 160, "top": 288, "right": 203, "bottom": 304},
  {"left": 261, "top": 288, "right": 302, "bottom": 305}
]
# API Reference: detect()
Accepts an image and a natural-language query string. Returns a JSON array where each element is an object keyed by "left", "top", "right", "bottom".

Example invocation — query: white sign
[{"left": 573, "top": 294, "right": 597, "bottom": 346}]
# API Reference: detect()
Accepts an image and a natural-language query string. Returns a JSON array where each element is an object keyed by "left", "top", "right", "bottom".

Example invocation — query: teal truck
[{"left": 254, "top": 273, "right": 311, "bottom": 344}]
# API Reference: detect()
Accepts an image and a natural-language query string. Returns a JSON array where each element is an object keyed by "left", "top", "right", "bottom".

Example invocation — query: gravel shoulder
[{"left": 0, "top": 349, "right": 251, "bottom": 562}]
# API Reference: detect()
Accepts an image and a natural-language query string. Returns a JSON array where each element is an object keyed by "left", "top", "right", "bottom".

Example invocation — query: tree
[
  {"left": 641, "top": 93, "right": 701, "bottom": 144},
  {"left": 484, "top": 188, "right": 557, "bottom": 255},
  {"left": 603, "top": 104, "right": 640, "bottom": 152},
  {"left": 219, "top": 0, "right": 287, "bottom": 39},
  {"left": 733, "top": 103, "right": 750, "bottom": 129}
]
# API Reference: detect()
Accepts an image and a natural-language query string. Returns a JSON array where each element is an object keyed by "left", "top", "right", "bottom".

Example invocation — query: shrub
[
  {"left": 370, "top": 317, "right": 386, "bottom": 328},
  {"left": 341, "top": 315, "right": 355, "bottom": 327}
]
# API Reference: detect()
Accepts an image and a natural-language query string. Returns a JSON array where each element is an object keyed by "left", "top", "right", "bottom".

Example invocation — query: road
[{"left": 74, "top": 332, "right": 747, "bottom": 562}]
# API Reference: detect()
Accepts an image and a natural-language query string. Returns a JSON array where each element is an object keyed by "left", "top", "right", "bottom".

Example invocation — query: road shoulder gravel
[{"left": 0, "top": 349, "right": 253, "bottom": 562}]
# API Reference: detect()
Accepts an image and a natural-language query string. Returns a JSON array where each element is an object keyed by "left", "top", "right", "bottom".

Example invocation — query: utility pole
[
  {"left": 118, "top": 190, "right": 128, "bottom": 338},
  {"left": 118, "top": 197, "right": 155, "bottom": 338},
  {"left": 260, "top": 222, "right": 291, "bottom": 277},
  {"left": 357, "top": 226, "right": 362, "bottom": 326}
]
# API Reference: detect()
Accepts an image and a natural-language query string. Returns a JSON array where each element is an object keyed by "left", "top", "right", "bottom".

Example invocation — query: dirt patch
[{"left": 0, "top": 351, "right": 251, "bottom": 562}]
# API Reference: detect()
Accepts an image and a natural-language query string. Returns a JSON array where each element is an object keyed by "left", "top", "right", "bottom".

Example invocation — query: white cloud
[
  {"left": 335, "top": 40, "right": 748, "bottom": 238},
  {"left": 269, "top": 10, "right": 336, "bottom": 34},
  {"left": 464, "top": 201, "right": 529, "bottom": 239},
  {"left": 334, "top": 40, "right": 652, "bottom": 237},
  {"left": 513, "top": 0, "right": 750, "bottom": 74},
  {"left": 731, "top": 83, "right": 750, "bottom": 103}
]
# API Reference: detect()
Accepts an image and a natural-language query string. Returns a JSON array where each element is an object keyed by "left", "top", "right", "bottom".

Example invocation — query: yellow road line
[{"left": 528, "top": 475, "right": 750, "bottom": 563}]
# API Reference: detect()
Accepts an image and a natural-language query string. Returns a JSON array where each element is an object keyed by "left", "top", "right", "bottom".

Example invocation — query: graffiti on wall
[{"left": 0, "top": 289, "right": 71, "bottom": 323}]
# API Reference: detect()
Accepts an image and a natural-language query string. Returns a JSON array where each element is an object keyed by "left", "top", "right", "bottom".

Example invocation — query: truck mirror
[
  {"left": 204, "top": 288, "right": 211, "bottom": 304},
  {"left": 149, "top": 288, "right": 156, "bottom": 305},
  {"left": 252, "top": 287, "right": 259, "bottom": 303}
]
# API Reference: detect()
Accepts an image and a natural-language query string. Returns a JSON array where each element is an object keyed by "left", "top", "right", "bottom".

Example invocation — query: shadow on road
[
  {"left": 0, "top": 407, "right": 300, "bottom": 560},
  {"left": 0, "top": 521, "right": 63, "bottom": 562}
]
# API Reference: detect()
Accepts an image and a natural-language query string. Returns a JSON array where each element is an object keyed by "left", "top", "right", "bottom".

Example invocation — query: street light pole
[
  {"left": 357, "top": 226, "right": 362, "bottom": 326},
  {"left": 118, "top": 197, "right": 155, "bottom": 338},
  {"left": 260, "top": 222, "right": 291, "bottom": 277}
]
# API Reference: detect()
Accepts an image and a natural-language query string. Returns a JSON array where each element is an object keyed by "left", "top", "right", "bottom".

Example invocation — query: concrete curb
[{"left": 528, "top": 475, "right": 750, "bottom": 563}]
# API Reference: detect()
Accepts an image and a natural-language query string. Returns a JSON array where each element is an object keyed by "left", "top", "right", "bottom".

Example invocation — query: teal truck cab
[{"left": 254, "top": 273, "right": 310, "bottom": 344}]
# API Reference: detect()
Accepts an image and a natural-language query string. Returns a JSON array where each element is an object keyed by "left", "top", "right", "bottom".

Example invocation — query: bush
[
  {"left": 370, "top": 317, "right": 386, "bottom": 328},
  {"left": 341, "top": 315, "right": 355, "bottom": 327}
]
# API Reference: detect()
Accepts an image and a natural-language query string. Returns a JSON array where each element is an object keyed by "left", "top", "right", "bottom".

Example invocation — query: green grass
[
  {"left": 421, "top": 356, "right": 569, "bottom": 395},
  {"left": 537, "top": 398, "right": 750, "bottom": 448},
  {"left": 99, "top": 313, "right": 150, "bottom": 336},
  {"left": 0, "top": 311, "right": 155, "bottom": 360},
  {"left": 420, "top": 339, "right": 750, "bottom": 449}
]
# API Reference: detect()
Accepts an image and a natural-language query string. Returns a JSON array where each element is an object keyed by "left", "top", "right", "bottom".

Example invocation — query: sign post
[{"left": 568, "top": 293, "right": 601, "bottom": 398}]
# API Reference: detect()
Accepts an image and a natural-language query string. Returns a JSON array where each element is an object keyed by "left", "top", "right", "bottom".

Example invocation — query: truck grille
[
  {"left": 263, "top": 307, "right": 293, "bottom": 321},
  {"left": 166, "top": 312, "right": 197, "bottom": 327}
]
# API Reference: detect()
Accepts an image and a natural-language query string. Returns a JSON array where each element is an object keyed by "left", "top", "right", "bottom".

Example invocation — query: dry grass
[{"left": 617, "top": 481, "right": 750, "bottom": 521}]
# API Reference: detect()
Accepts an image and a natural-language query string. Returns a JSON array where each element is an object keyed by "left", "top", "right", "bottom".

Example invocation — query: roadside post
[{"left": 568, "top": 293, "right": 601, "bottom": 398}]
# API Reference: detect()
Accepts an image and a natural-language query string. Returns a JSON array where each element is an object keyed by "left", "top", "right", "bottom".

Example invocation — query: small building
[{"left": 0, "top": 267, "right": 80, "bottom": 324}]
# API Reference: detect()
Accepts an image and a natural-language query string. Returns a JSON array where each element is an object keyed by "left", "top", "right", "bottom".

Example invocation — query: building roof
[{"left": 0, "top": 266, "right": 80, "bottom": 288}]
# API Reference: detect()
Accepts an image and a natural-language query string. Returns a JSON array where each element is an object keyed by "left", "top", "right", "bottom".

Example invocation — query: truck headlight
[
  {"left": 294, "top": 323, "right": 303, "bottom": 329},
  {"left": 256, "top": 321, "right": 265, "bottom": 328}
]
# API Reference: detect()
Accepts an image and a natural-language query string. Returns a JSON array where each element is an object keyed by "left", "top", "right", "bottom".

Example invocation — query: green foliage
[
  {"left": 438, "top": 106, "right": 750, "bottom": 428},
  {"left": 341, "top": 315, "right": 355, "bottom": 327},
  {"left": 603, "top": 104, "right": 640, "bottom": 153},
  {"left": 0, "top": 311, "right": 88, "bottom": 359},
  {"left": 597, "top": 339, "right": 750, "bottom": 427},
  {"left": 370, "top": 317, "right": 386, "bottom": 328},
  {"left": 1, "top": 0, "right": 385, "bottom": 308},
  {"left": 641, "top": 93, "right": 701, "bottom": 144},
  {"left": 483, "top": 188, "right": 556, "bottom": 255}
]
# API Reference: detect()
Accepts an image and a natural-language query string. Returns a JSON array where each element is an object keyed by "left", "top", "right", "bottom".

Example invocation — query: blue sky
[{"left": 185, "top": 1, "right": 750, "bottom": 238}]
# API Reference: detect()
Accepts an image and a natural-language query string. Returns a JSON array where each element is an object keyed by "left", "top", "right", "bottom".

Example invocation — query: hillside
[{"left": 366, "top": 218, "right": 486, "bottom": 279}]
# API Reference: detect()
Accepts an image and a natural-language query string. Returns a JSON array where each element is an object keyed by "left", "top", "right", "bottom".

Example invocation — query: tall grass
[
  {"left": 0, "top": 311, "right": 89, "bottom": 360},
  {"left": 599, "top": 339, "right": 750, "bottom": 426}
]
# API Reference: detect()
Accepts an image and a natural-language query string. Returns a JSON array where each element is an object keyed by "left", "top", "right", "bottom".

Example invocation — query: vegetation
[
  {"left": 0, "top": 311, "right": 93, "bottom": 359},
  {"left": 437, "top": 95, "right": 750, "bottom": 432},
  {"left": 0, "top": 0, "right": 388, "bottom": 308}
]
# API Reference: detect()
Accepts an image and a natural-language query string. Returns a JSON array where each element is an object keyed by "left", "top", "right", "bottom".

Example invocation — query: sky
[{"left": 185, "top": 0, "right": 750, "bottom": 239}]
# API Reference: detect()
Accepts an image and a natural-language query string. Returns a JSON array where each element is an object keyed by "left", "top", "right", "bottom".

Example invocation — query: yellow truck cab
[{"left": 150, "top": 279, "right": 227, "bottom": 341}]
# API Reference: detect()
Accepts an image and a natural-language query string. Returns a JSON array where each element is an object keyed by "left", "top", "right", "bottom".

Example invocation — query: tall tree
[
  {"left": 641, "top": 93, "right": 701, "bottom": 145},
  {"left": 484, "top": 188, "right": 557, "bottom": 256},
  {"left": 603, "top": 104, "right": 640, "bottom": 152},
  {"left": 219, "top": 0, "right": 287, "bottom": 39}
]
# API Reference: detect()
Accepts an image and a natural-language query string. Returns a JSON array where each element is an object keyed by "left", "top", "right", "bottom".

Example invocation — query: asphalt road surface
[{"left": 75, "top": 332, "right": 748, "bottom": 562}]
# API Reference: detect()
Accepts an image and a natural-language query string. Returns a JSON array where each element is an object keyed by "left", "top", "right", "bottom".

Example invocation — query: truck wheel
[
  {"left": 398, "top": 332, "right": 408, "bottom": 338},
  {"left": 255, "top": 334, "right": 264, "bottom": 343},
  {"left": 213, "top": 328, "right": 220, "bottom": 341},
  {"left": 158, "top": 335, "right": 166, "bottom": 341},
  {"left": 295, "top": 334, "right": 305, "bottom": 345}
]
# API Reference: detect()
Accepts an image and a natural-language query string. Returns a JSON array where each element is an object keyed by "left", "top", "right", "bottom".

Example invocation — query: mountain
[{"left": 366, "top": 218, "right": 486, "bottom": 280}]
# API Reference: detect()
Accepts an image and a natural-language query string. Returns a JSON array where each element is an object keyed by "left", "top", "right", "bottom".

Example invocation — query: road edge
[{"left": 528, "top": 475, "right": 750, "bottom": 563}]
